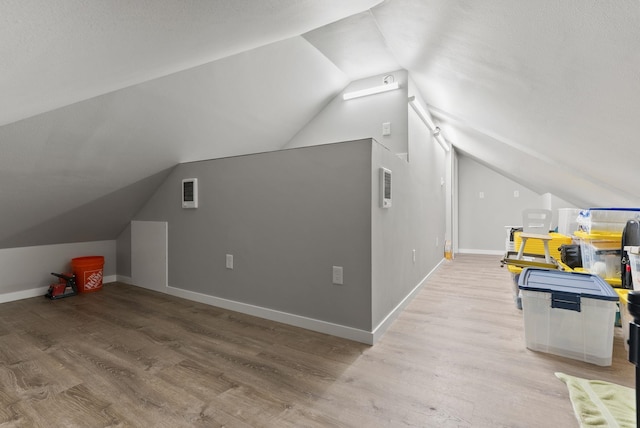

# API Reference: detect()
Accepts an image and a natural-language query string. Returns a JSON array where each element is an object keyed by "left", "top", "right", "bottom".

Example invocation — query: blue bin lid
[{"left": 518, "top": 268, "right": 619, "bottom": 301}]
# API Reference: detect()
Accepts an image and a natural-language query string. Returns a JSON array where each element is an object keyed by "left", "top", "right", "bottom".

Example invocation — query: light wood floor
[{"left": 0, "top": 254, "right": 634, "bottom": 427}]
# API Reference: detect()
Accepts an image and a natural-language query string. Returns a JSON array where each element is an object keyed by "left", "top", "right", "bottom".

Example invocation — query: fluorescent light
[
  {"left": 343, "top": 81, "right": 400, "bottom": 100},
  {"left": 408, "top": 96, "right": 436, "bottom": 130},
  {"left": 409, "top": 96, "right": 450, "bottom": 152}
]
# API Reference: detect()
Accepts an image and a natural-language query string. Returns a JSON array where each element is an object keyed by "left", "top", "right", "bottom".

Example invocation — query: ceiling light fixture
[
  {"left": 435, "top": 134, "right": 450, "bottom": 153},
  {"left": 343, "top": 81, "right": 400, "bottom": 100},
  {"left": 408, "top": 96, "right": 450, "bottom": 152}
]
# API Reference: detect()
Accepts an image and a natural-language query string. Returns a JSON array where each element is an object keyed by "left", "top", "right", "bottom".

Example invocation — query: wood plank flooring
[{"left": 0, "top": 254, "right": 634, "bottom": 427}]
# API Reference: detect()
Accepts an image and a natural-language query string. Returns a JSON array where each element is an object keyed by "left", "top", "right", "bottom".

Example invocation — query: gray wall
[
  {"left": 116, "top": 223, "right": 132, "bottom": 280},
  {"left": 134, "top": 140, "right": 373, "bottom": 330},
  {"left": 0, "top": 240, "right": 116, "bottom": 300},
  {"left": 285, "top": 70, "right": 445, "bottom": 330},
  {"left": 125, "top": 70, "right": 447, "bottom": 336},
  {"left": 0, "top": 167, "right": 174, "bottom": 250},
  {"left": 458, "top": 154, "right": 542, "bottom": 252},
  {"left": 371, "top": 80, "right": 447, "bottom": 328}
]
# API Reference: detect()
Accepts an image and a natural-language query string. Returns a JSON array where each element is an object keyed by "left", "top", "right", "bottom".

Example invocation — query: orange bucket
[{"left": 71, "top": 256, "right": 105, "bottom": 293}]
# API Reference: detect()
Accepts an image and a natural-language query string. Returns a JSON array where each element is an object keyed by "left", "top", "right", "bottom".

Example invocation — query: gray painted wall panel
[
  {"left": 371, "top": 84, "right": 447, "bottom": 328},
  {"left": 116, "top": 223, "right": 132, "bottom": 279},
  {"left": 134, "top": 140, "right": 373, "bottom": 330},
  {"left": 458, "top": 154, "right": 542, "bottom": 252}
]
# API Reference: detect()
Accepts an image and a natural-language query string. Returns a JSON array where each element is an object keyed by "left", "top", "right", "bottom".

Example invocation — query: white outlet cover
[
  {"left": 332, "top": 266, "right": 343, "bottom": 285},
  {"left": 226, "top": 254, "right": 233, "bottom": 269}
]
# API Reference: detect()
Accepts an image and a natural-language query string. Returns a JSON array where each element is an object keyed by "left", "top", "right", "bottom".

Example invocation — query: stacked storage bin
[
  {"left": 557, "top": 208, "right": 581, "bottom": 236},
  {"left": 574, "top": 230, "right": 622, "bottom": 287},
  {"left": 577, "top": 208, "right": 640, "bottom": 234}
]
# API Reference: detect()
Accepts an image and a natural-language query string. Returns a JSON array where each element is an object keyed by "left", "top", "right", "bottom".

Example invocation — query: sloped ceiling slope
[
  {"left": 0, "top": 0, "right": 380, "bottom": 126},
  {"left": 371, "top": 0, "right": 640, "bottom": 208},
  {"left": 0, "top": 1, "right": 376, "bottom": 248}
]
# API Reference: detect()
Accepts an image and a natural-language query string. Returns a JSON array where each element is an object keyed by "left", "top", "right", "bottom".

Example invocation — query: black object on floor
[
  {"left": 45, "top": 272, "right": 78, "bottom": 300},
  {"left": 622, "top": 220, "right": 640, "bottom": 289},
  {"left": 627, "top": 291, "right": 640, "bottom": 427}
]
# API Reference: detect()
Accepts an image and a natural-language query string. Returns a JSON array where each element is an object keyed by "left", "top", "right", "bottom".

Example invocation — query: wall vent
[
  {"left": 380, "top": 168, "right": 392, "bottom": 208},
  {"left": 182, "top": 178, "right": 198, "bottom": 209}
]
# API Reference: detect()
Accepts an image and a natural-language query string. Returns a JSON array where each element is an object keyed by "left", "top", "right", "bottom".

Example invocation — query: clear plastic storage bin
[
  {"left": 574, "top": 231, "right": 622, "bottom": 282},
  {"left": 519, "top": 268, "right": 618, "bottom": 366}
]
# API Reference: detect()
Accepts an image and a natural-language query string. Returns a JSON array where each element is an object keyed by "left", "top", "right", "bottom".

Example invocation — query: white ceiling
[
  {"left": 1, "top": 0, "right": 639, "bottom": 247},
  {"left": 0, "top": 0, "right": 381, "bottom": 126}
]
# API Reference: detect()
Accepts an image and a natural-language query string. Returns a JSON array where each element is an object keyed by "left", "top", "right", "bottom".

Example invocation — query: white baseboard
[
  {"left": 161, "top": 258, "right": 445, "bottom": 346},
  {"left": 458, "top": 248, "right": 504, "bottom": 256},
  {"left": 371, "top": 258, "right": 445, "bottom": 343},
  {"left": 0, "top": 274, "right": 119, "bottom": 304},
  {"left": 0, "top": 286, "right": 50, "bottom": 304},
  {"left": 113, "top": 275, "right": 133, "bottom": 284},
  {"left": 164, "top": 285, "right": 375, "bottom": 344}
]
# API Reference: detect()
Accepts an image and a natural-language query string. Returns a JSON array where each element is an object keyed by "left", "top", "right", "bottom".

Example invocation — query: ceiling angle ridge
[{"left": 426, "top": 104, "right": 635, "bottom": 199}]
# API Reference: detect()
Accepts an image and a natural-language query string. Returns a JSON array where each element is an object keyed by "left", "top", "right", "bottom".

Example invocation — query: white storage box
[
  {"left": 557, "top": 208, "right": 581, "bottom": 236},
  {"left": 518, "top": 268, "right": 619, "bottom": 366},
  {"left": 629, "top": 247, "right": 640, "bottom": 290},
  {"left": 577, "top": 208, "right": 640, "bottom": 234}
]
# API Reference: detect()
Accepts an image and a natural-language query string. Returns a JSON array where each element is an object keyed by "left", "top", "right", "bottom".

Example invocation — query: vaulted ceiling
[{"left": 1, "top": 0, "right": 639, "bottom": 248}]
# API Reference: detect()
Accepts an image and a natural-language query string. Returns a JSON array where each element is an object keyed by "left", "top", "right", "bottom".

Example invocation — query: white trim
[
  {"left": 371, "top": 258, "right": 445, "bottom": 343},
  {"left": 458, "top": 248, "right": 504, "bottom": 256},
  {"left": 0, "top": 286, "right": 50, "bottom": 304},
  {"left": 1, "top": 274, "right": 119, "bottom": 304},
  {"left": 164, "top": 285, "right": 374, "bottom": 344},
  {"left": 103, "top": 275, "right": 117, "bottom": 284},
  {"left": 115, "top": 275, "right": 134, "bottom": 284}
]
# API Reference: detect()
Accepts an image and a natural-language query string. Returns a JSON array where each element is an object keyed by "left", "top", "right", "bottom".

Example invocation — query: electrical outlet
[
  {"left": 412, "top": 249, "right": 416, "bottom": 263},
  {"left": 382, "top": 122, "right": 391, "bottom": 136},
  {"left": 226, "top": 254, "right": 233, "bottom": 269},
  {"left": 513, "top": 190, "right": 519, "bottom": 198},
  {"left": 479, "top": 191, "right": 485, "bottom": 199},
  {"left": 332, "top": 266, "right": 344, "bottom": 285}
]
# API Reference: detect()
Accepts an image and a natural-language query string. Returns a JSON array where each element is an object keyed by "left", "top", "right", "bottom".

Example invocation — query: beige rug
[{"left": 556, "top": 372, "right": 635, "bottom": 427}]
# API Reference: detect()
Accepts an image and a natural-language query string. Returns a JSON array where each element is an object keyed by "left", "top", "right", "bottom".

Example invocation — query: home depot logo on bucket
[{"left": 84, "top": 269, "right": 103, "bottom": 290}]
